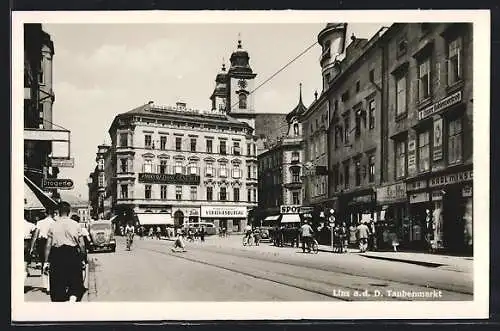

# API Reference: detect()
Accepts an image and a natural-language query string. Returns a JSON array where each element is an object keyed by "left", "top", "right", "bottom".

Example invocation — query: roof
[
  {"left": 286, "top": 84, "right": 307, "bottom": 122},
  {"left": 255, "top": 113, "right": 289, "bottom": 148},
  {"left": 58, "top": 192, "right": 88, "bottom": 208}
]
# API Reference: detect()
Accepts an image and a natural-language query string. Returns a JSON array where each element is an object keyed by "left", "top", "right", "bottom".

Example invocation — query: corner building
[{"left": 107, "top": 101, "right": 258, "bottom": 233}]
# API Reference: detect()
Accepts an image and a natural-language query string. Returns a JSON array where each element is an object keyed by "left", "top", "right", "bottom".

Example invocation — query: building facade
[
  {"left": 88, "top": 144, "right": 113, "bottom": 218},
  {"left": 106, "top": 101, "right": 258, "bottom": 233}
]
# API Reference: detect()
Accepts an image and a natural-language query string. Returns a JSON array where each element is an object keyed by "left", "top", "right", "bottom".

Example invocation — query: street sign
[
  {"left": 43, "top": 178, "right": 74, "bottom": 190},
  {"left": 49, "top": 158, "right": 75, "bottom": 168}
]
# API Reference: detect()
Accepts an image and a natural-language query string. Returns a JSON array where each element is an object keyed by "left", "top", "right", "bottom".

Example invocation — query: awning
[
  {"left": 281, "top": 214, "right": 301, "bottom": 223},
  {"left": 24, "top": 176, "right": 58, "bottom": 210},
  {"left": 109, "top": 215, "right": 118, "bottom": 223},
  {"left": 136, "top": 213, "right": 173, "bottom": 225},
  {"left": 264, "top": 215, "right": 280, "bottom": 221}
]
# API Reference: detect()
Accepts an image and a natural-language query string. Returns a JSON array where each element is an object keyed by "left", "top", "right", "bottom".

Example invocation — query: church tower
[
  {"left": 226, "top": 36, "right": 257, "bottom": 130},
  {"left": 210, "top": 61, "right": 228, "bottom": 113},
  {"left": 317, "top": 23, "right": 348, "bottom": 91}
]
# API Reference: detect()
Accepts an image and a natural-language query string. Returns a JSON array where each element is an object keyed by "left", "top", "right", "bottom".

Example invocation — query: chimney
[
  {"left": 176, "top": 102, "right": 187, "bottom": 110},
  {"left": 351, "top": 33, "right": 356, "bottom": 42}
]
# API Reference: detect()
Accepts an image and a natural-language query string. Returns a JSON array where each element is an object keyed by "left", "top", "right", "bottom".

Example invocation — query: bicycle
[
  {"left": 126, "top": 232, "right": 134, "bottom": 251},
  {"left": 242, "top": 233, "right": 254, "bottom": 246},
  {"left": 311, "top": 238, "right": 319, "bottom": 254}
]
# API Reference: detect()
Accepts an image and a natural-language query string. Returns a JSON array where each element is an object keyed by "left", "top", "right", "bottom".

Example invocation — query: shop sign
[
  {"left": 429, "top": 170, "right": 473, "bottom": 188},
  {"left": 409, "top": 192, "right": 430, "bottom": 204},
  {"left": 138, "top": 173, "right": 200, "bottom": 185},
  {"left": 49, "top": 157, "right": 75, "bottom": 168},
  {"left": 189, "top": 208, "right": 200, "bottom": 216},
  {"left": 418, "top": 91, "right": 462, "bottom": 120},
  {"left": 42, "top": 178, "right": 74, "bottom": 190},
  {"left": 376, "top": 183, "right": 406, "bottom": 203},
  {"left": 299, "top": 206, "right": 314, "bottom": 214},
  {"left": 349, "top": 194, "right": 373, "bottom": 205},
  {"left": 433, "top": 117, "right": 443, "bottom": 161},
  {"left": 462, "top": 186, "right": 473, "bottom": 197},
  {"left": 431, "top": 190, "right": 443, "bottom": 201},
  {"left": 280, "top": 205, "right": 301, "bottom": 214},
  {"left": 408, "top": 139, "right": 417, "bottom": 175},
  {"left": 406, "top": 180, "right": 428, "bottom": 192},
  {"left": 200, "top": 206, "right": 247, "bottom": 218}
]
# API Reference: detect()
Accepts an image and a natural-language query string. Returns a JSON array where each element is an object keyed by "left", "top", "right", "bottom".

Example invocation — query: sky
[{"left": 42, "top": 23, "right": 385, "bottom": 200}]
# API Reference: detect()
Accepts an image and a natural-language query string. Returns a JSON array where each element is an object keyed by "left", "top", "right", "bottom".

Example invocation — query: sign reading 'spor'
[{"left": 280, "top": 205, "right": 301, "bottom": 214}]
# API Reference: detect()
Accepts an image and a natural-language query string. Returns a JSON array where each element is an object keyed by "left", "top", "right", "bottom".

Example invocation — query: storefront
[
  {"left": 338, "top": 189, "right": 376, "bottom": 226},
  {"left": 200, "top": 206, "right": 248, "bottom": 233},
  {"left": 406, "top": 179, "right": 433, "bottom": 250},
  {"left": 376, "top": 182, "right": 407, "bottom": 250}
]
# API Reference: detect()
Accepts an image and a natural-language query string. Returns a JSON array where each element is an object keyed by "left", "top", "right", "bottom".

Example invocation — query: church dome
[{"left": 229, "top": 38, "right": 253, "bottom": 74}]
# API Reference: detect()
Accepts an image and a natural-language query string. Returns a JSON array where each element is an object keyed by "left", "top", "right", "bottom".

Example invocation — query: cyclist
[{"left": 125, "top": 221, "right": 135, "bottom": 250}]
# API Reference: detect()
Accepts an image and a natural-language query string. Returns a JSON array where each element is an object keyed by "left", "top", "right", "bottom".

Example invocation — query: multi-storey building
[
  {"left": 257, "top": 87, "right": 306, "bottom": 223},
  {"left": 381, "top": 23, "right": 473, "bottom": 253},
  {"left": 24, "top": 23, "right": 70, "bottom": 210},
  {"left": 88, "top": 144, "right": 113, "bottom": 218},
  {"left": 106, "top": 101, "right": 258, "bottom": 233}
]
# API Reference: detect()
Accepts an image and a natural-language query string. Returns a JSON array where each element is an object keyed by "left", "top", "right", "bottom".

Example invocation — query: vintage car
[{"left": 88, "top": 220, "right": 116, "bottom": 252}]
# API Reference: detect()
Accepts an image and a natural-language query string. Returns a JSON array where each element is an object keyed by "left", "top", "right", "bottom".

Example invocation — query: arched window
[{"left": 239, "top": 93, "right": 247, "bottom": 109}]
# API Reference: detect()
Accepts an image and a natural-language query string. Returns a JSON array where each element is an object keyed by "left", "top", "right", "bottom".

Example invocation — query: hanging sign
[
  {"left": 408, "top": 138, "right": 417, "bottom": 175},
  {"left": 429, "top": 170, "right": 473, "bottom": 187},
  {"left": 433, "top": 117, "right": 443, "bottom": 161},
  {"left": 418, "top": 91, "right": 462, "bottom": 120},
  {"left": 42, "top": 178, "right": 74, "bottom": 190}
]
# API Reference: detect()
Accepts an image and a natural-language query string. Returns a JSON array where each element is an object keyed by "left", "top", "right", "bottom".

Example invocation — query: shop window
[
  {"left": 448, "top": 117, "right": 463, "bottom": 164},
  {"left": 418, "top": 58, "right": 431, "bottom": 101},
  {"left": 175, "top": 137, "right": 182, "bottom": 151},
  {"left": 395, "top": 140, "right": 407, "bottom": 179},
  {"left": 145, "top": 185, "right": 152, "bottom": 199},
  {"left": 448, "top": 37, "right": 463, "bottom": 86},
  {"left": 206, "top": 139, "right": 213, "bottom": 153},
  {"left": 159, "top": 160, "right": 167, "bottom": 174},
  {"left": 143, "top": 159, "right": 153, "bottom": 173},
  {"left": 219, "top": 187, "right": 227, "bottom": 201},
  {"left": 120, "top": 184, "right": 128, "bottom": 199},
  {"left": 160, "top": 136, "right": 167, "bottom": 150},
  {"left": 292, "top": 191, "right": 300, "bottom": 205},
  {"left": 368, "top": 155, "right": 375, "bottom": 183},
  {"left": 396, "top": 75, "right": 407, "bottom": 117},
  {"left": 206, "top": 187, "right": 213, "bottom": 201},
  {"left": 233, "top": 187, "right": 240, "bottom": 202},
  {"left": 175, "top": 186, "right": 182, "bottom": 200},
  {"left": 190, "top": 186, "right": 197, "bottom": 201},
  {"left": 190, "top": 138, "right": 197, "bottom": 152},
  {"left": 220, "top": 141, "right": 227, "bottom": 155},
  {"left": 144, "top": 135, "right": 152, "bottom": 149},
  {"left": 418, "top": 131, "right": 430, "bottom": 172},
  {"left": 160, "top": 185, "right": 167, "bottom": 200}
]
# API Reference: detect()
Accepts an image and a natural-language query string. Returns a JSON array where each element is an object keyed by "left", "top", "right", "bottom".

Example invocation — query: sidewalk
[{"left": 24, "top": 262, "right": 91, "bottom": 302}]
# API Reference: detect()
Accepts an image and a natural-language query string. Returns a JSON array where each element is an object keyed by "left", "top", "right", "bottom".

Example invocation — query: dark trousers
[
  {"left": 49, "top": 245, "right": 84, "bottom": 302},
  {"left": 36, "top": 238, "right": 48, "bottom": 263},
  {"left": 302, "top": 236, "right": 312, "bottom": 252}
]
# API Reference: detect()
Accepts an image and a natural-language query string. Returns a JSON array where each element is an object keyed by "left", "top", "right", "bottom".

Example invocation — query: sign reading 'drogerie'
[
  {"left": 201, "top": 206, "right": 247, "bottom": 218},
  {"left": 43, "top": 178, "right": 74, "bottom": 190},
  {"left": 418, "top": 91, "right": 462, "bottom": 120},
  {"left": 138, "top": 173, "right": 200, "bottom": 185},
  {"left": 280, "top": 205, "right": 302, "bottom": 214}
]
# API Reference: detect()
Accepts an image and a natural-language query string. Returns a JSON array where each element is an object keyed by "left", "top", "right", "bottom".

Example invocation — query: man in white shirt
[
  {"left": 34, "top": 209, "right": 56, "bottom": 292},
  {"left": 24, "top": 218, "right": 37, "bottom": 281}
]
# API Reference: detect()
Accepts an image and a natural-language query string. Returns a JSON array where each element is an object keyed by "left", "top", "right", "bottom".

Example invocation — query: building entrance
[{"left": 442, "top": 187, "right": 466, "bottom": 253}]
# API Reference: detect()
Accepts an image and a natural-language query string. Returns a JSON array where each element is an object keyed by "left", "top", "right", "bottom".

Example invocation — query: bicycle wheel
[
  {"left": 242, "top": 236, "right": 247, "bottom": 246},
  {"left": 248, "top": 236, "right": 254, "bottom": 246},
  {"left": 312, "top": 240, "right": 319, "bottom": 254}
]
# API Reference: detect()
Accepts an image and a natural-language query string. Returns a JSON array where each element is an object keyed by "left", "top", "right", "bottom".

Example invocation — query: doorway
[{"left": 442, "top": 187, "right": 466, "bottom": 253}]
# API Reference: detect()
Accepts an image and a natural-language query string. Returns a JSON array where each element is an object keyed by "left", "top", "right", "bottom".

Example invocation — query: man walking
[
  {"left": 299, "top": 220, "right": 314, "bottom": 253},
  {"left": 34, "top": 209, "right": 55, "bottom": 292},
  {"left": 43, "top": 201, "right": 87, "bottom": 302},
  {"left": 24, "top": 217, "right": 37, "bottom": 281},
  {"left": 356, "top": 221, "right": 370, "bottom": 253}
]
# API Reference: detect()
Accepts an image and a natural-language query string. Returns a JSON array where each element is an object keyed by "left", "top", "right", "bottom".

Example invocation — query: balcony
[{"left": 283, "top": 181, "right": 302, "bottom": 189}]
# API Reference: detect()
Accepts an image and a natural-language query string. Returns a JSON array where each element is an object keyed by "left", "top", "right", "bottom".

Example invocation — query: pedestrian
[
  {"left": 156, "top": 226, "right": 162, "bottom": 240},
  {"left": 24, "top": 217, "right": 37, "bottom": 281},
  {"left": 299, "top": 220, "right": 314, "bottom": 253},
  {"left": 254, "top": 227, "right": 261, "bottom": 246},
  {"left": 341, "top": 222, "right": 348, "bottom": 253},
  {"left": 138, "top": 225, "right": 144, "bottom": 240},
  {"left": 199, "top": 226, "right": 205, "bottom": 242},
  {"left": 425, "top": 209, "right": 435, "bottom": 253},
  {"left": 148, "top": 227, "right": 154, "bottom": 239},
  {"left": 34, "top": 209, "right": 56, "bottom": 292},
  {"left": 356, "top": 221, "right": 370, "bottom": 253},
  {"left": 43, "top": 201, "right": 87, "bottom": 302},
  {"left": 171, "top": 228, "right": 187, "bottom": 252}
]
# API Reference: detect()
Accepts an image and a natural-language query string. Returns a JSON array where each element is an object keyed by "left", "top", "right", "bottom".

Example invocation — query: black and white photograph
[{"left": 12, "top": 10, "right": 489, "bottom": 321}]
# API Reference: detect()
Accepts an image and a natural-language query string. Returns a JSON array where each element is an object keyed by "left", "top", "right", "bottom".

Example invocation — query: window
[
  {"left": 190, "top": 138, "right": 197, "bottom": 152},
  {"left": 220, "top": 141, "right": 226, "bottom": 155},
  {"left": 190, "top": 186, "right": 197, "bottom": 201},
  {"left": 397, "top": 39, "right": 407, "bottom": 57},
  {"left": 219, "top": 187, "right": 227, "bottom": 201},
  {"left": 97, "top": 159, "right": 104, "bottom": 171},
  {"left": 293, "top": 123, "right": 299, "bottom": 136},
  {"left": 418, "top": 58, "right": 431, "bottom": 101},
  {"left": 247, "top": 189, "right": 252, "bottom": 202},
  {"left": 143, "top": 159, "right": 153, "bottom": 173},
  {"left": 355, "top": 160, "right": 361, "bottom": 186},
  {"left": 233, "top": 142, "right": 240, "bottom": 155},
  {"left": 355, "top": 113, "right": 361, "bottom": 138},
  {"left": 232, "top": 164, "right": 241, "bottom": 179},
  {"left": 38, "top": 67, "right": 44, "bottom": 84},
  {"left": 448, "top": 37, "right": 463, "bottom": 85},
  {"left": 292, "top": 191, "right": 300, "bottom": 205},
  {"left": 343, "top": 162, "right": 350, "bottom": 189},
  {"left": 175, "top": 137, "right": 182, "bottom": 151},
  {"left": 368, "top": 99, "right": 376, "bottom": 129},
  {"left": 247, "top": 165, "right": 251, "bottom": 179},
  {"left": 160, "top": 136, "right": 167, "bottom": 150},
  {"left": 174, "top": 160, "right": 183, "bottom": 174},
  {"left": 188, "top": 163, "right": 198, "bottom": 175},
  {"left": 145, "top": 135, "right": 152, "bottom": 148},
  {"left": 219, "top": 164, "right": 227, "bottom": 177},
  {"left": 356, "top": 81, "right": 360, "bottom": 93},
  {"left": 291, "top": 168, "right": 300, "bottom": 183},
  {"left": 205, "top": 163, "right": 214, "bottom": 177},
  {"left": 369, "top": 69, "right": 375, "bottom": 82},
  {"left": 344, "top": 116, "right": 350, "bottom": 143},
  {"left": 206, "top": 187, "right": 213, "bottom": 201},
  {"left": 252, "top": 166, "right": 257, "bottom": 180},
  {"left": 98, "top": 173, "right": 105, "bottom": 187},
  {"left": 145, "top": 185, "right": 152, "bottom": 199},
  {"left": 332, "top": 165, "right": 339, "bottom": 190},
  {"left": 119, "top": 133, "right": 128, "bottom": 147},
  {"left": 239, "top": 94, "right": 247, "bottom": 109},
  {"left": 252, "top": 189, "right": 257, "bottom": 202},
  {"left": 120, "top": 184, "right": 128, "bottom": 199},
  {"left": 175, "top": 186, "right": 182, "bottom": 200},
  {"left": 418, "top": 131, "right": 430, "bottom": 172},
  {"left": 448, "top": 117, "right": 463, "bottom": 164},
  {"left": 368, "top": 155, "right": 375, "bottom": 183},
  {"left": 247, "top": 143, "right": 251, "bottom": 156},
  {"left": 396, "top": 75, "right": 407, "bottom": 116},
  {"left": 159, "top": 160, "right": 167, "bottom": 174},
  {"left": 291, "top": 151, "right": 300, "bottom": 163},
  {"left": 120, "top": 159, "right": 128, "bottom": 173},
  {"left": 233, "top": 188, "right": 240, "bottom": 202},
  {"left": 206, "top": 139, "right": 213, "bottom": 153},
  {"left": 253, "top": 144, "right": 256, "bottom": 156},
  {"left": 160, "top": 185, "right": 167, "bottom": 200},
  {"left": 395, "top": 140, "right": 407, "bottom": 179}
]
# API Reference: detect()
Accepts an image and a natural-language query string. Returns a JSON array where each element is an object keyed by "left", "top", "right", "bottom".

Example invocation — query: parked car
[
  {"left": 258, "top": 227, "right": 273, "bottom": 242},
  {"left": 88, "top": 220, "right": 116, "bottom": 252}
]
